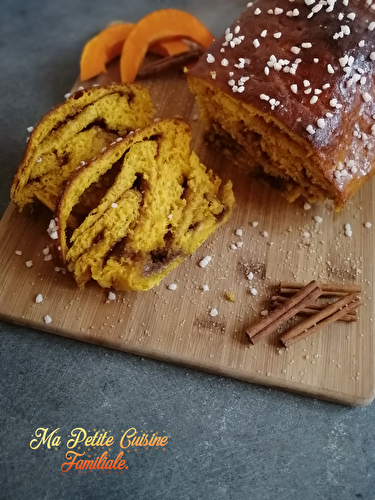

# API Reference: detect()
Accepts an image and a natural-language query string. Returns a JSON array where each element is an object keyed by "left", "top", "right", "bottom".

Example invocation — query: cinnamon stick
[
  {"left": 246, "top": 280, "right": 322, "bottom": 345},
  {"left": 270, "top": 296, "right": 357, "bottom": 322},
  {"left": 279, "top": 292, "right": 361, "bottom": 347},
  {"left": 138, "top": 49, "right": 204, "bottom": 79},
  {"left": 280, "top": 281, "right": 361, "bottom": 297}
]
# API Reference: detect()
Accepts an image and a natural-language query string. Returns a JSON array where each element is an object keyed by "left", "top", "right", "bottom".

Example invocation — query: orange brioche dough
[
  {"left": 187, "top": 0, "right": 375, "bottom": 209},
  {"left": 11, "top": 84, "right": 155, "bottom": 212},
  {"left": 56, "top": 118, "right": 235, "bottom": 291}
]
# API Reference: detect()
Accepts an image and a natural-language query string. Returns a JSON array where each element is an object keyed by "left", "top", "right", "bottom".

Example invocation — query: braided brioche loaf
[
  {"left": 56, "top": 118, "right": 234, "bottom": 291},
  {"left": 11, "top": 84, "right": 155, "bottom": 212},
  {"left": 187, "top": 0, "right": 375, "bottom": 209}
]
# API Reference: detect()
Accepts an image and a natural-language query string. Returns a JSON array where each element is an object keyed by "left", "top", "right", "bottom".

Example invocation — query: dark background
[{"left": 1, "top": 1, "right": 374, "bottom": 499}]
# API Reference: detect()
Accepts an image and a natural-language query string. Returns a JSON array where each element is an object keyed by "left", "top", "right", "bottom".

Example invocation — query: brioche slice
[
  {"left": 56, "top": 118, "right": 235, "bottom": 291},
  {"left": 11, "top": 84, "right": 155, "bottom": 212}
]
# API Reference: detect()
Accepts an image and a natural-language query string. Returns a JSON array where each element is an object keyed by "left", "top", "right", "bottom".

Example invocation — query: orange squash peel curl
[
  {"left": 80, "top": 10, "right": 213, "bottom": 83},
  {"left": 120, "top": 9, "right": 214, "bottom": 83},
  {"left": 80, "top": 22, "right": 193, "bottom": 81},
  {"left": 80, "top": 9, "right": 213, "bottom": 83}
]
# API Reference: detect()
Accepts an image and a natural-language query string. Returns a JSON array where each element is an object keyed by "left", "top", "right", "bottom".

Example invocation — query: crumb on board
[{"left": 225, "top": 292, "right": 236, "bottom": 302}]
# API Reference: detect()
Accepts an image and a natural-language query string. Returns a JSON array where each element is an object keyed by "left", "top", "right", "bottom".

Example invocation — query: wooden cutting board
[{"left": 1, "top": 59, "right": 374, "bottom": 406}]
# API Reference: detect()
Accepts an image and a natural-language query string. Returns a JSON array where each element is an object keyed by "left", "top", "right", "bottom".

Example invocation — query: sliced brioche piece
[
  {"left": 56, "top": 118, "right": 235, "bottom": 291},
  {"left": 11, "top": 84, "right": 155, "bottom": 212}
]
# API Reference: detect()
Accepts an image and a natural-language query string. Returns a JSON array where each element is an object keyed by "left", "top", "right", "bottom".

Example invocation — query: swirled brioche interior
[
  {"left": 57, "top": 118, "right": 235, "bottom": 291},
  {"left": 11, "top": 84, "right": 155, "bottom": 212},
  {"left": 187, "top": 81, "right": 324, "bottom": 203},
  {"left": 187, "top": 0, "right": 375, "bottom": 209}
]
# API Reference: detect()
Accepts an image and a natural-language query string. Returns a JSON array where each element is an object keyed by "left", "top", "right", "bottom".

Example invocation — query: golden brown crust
[{"left": 188, "top": 0, "right": 375, "bottom": 207}]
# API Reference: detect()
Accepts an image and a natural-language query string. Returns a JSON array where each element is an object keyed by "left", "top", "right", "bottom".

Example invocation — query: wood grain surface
[{"left": 1, "top": 59, "right": 374, "bottom": 406}]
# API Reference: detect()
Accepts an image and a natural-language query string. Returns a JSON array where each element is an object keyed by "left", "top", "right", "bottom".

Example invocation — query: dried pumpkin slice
[
  {"left": 80, "top": 23, "right": 134, "bottom": 81},
  {"left": 11, "top": 84, "right": 155, "bottom": 212},
  {"left": 56, "top": 118, "right": 235, "bottom": 291},
  {"left": 120, "top": 9, "right": 214, "bottom": 83},
  {"left": 80, "top": 22, "right": 190, "bottom": 81},
  {"left": 149, "top": 39, "right": 190, "bottom": 57}
]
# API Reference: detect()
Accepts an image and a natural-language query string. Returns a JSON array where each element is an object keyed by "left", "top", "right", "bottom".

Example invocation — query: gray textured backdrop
[{"left": 0, "top": 1, "right": 374, "bottom": 499}]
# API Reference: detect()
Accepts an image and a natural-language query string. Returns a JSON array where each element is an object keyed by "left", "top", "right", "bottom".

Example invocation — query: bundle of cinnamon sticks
[
  {"left": 138, "top": 49, "right": 204, "bottom": 79},
  {"left": 245, "top": 281, "right": 362, "bottom": 347}
]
